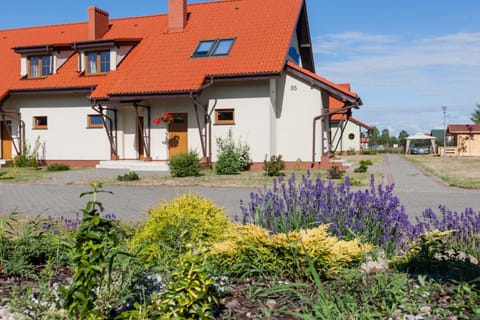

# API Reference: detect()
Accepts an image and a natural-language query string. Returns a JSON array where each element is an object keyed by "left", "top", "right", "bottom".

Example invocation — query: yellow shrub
[
  {"left": 210, "top": 224, "right": 371, "bottom": 278},
  {"left": 130, "top": 194, "right": 232, "bottom": 266}
]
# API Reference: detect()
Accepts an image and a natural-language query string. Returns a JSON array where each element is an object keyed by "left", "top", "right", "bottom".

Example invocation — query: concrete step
[
  {"left": 0, "top": 160, "right": 7, "bottom": 168},
  {"left": 96, "top": 160, "right": 169, "bottom": 172}
]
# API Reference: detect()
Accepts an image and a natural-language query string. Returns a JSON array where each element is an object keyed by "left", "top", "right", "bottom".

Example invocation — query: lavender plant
[
  {"left": 415, "top": 206, "right": 480, "bottom": 258},
  {"left": 240, "top": 173, "right": 414, "bottom": 256}
]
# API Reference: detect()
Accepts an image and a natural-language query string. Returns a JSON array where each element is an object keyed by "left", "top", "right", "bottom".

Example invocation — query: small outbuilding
[{"left": 405, "top": 133, "right": 437, "bottom": 154}]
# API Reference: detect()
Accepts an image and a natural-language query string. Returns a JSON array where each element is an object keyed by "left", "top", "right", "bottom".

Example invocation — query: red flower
[{"left": 153, "top": 112, "right": 174, "bottom": 125}]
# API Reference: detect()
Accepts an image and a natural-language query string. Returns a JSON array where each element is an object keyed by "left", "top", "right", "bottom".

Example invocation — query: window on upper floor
[
  {"left": 33, "top": 116, "right": 48, "bottom": 129},
  {"left": 28, "top": 56, "right": 52, "bottom": 78},
  {"left": 87, "top": 114, "right": 104, "bottom": 128},
  {"left": 85, "top": 51, "right": 110, "bottom": 74},
  {"left": 192, "top": 38, "right": 235, "bottom": 58}
]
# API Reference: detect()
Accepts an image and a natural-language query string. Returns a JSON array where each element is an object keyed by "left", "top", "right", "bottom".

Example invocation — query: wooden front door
[
  {"left": 137, "top": 116, "right": 145, "bottom": 160},
  {"left": 1, "top": 121, "right": 12, "bottom": 159},
  {"left": 168, "top": 113, "right": 188, "bottom": 159}
]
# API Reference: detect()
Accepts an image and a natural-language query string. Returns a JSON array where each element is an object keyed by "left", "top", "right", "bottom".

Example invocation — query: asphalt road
[{"left": 0, "top": 155, "right": 479, "bottom": 222}]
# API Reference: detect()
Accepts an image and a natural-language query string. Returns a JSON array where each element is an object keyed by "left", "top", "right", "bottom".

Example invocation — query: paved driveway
[
  {"left": 1, "top": 156, "right": 479, "bottom": 222},
  {"left": 377, "top": 154, "right": 480, "bottom": 220}
]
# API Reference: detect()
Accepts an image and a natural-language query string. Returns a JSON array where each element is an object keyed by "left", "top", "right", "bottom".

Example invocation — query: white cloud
[{"left": 314, "top": 32, "right": 480, "bottom": 134}]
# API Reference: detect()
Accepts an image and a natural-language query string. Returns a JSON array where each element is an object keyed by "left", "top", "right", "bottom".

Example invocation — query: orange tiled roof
[
  {"left": 448, "top": 124, "right": 480, "bottom": 134},
  {"left": 0, "top": 0, "right": 305, "bottom": 101},
  {"left": 329, "top": 83, "right": 351, "bottom": 120}
]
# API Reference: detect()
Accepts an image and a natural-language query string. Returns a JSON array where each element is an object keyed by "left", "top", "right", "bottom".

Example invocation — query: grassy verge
[
  {"left": 0, "top": 155, "right": 384, "bottom": 188},
  {"left": 403, "top": 155, "right": 480, "bottom": 189}
]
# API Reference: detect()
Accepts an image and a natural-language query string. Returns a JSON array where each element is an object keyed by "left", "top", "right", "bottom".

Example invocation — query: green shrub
[
  {"left": 46, "top": 163, "right": 70, "bottom": 172},
  {"left": 0, "top": 214, "right": 70, "bottom": 279},
  {"left": 63, "top": 183, "right": 127, "bottom": 319},
  {"left": 347, "top": 148, "right": 356, "bottom": 155},
  {"left": 13, "top": 137, "right": 41, "bottom": 168},
  {"left": 129, "top": 194, "right": 231, "bottom": 268},
  {"left": 264, "top": 154, "right": 285, "bottom": 176},
  {"left": 215, "top": 129, "right": 252, "bottom": 175},
  {"left": 168, "top": 150, "right": 201, "bottom": 177},
  {"left": 327, "top": 165, "right": 345, "bottom": 179},
  {"left": 354, "top": 163, "right": 368, "bottom": 173},
  {"left": 360, "top": 159, "right": 373, "bottom": 166},
  {"left": 117, "top": 171, "right": 140, "bottom": 181},
  {"left": 0, "top": 171, "right": 14, "bottom": 180},
  {"left": 215, "top": 150, "right": 241, "bottom": 175}
]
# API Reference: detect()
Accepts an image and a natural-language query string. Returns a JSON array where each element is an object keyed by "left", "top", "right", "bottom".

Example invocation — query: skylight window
[{"left": 192, "top": 38, "right": 235, "bottom": 58}]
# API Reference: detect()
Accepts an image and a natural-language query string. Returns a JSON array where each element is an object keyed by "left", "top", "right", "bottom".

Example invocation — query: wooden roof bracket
[
  {"left": 311, "top": 102, "right": 359, "bottom": 167},
  {"left": 92, "top": 104, "right": 118, "bottom": 160},
  {"left": 0, "top": 103, "right": 24, "bottom": 157}
]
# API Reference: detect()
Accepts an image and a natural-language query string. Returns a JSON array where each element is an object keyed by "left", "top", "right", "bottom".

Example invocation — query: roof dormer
[
  {"left": 73, "top": 38, "right": 141, "bottom": 75},
  {"left": 13, "top": 44, "right": 73, "bottom": 78}
]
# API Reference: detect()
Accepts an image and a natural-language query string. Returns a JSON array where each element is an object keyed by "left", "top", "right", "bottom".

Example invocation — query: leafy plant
[
  {"left": 215, "top": 129, "right": 252, "bottom": 175},
  {"left": 13, "top": 136, "right": 41, "bottom": 168},
  {"left": 154, "top": 249, "right": 219, "bottom": 319},
  {"left": 46, "top": 163, "right": 70, "bottom": 172},
  {"left": 62, "top": 182, "right": 127, "bottom": 319},
  {"left": 415, "top": 206, "right": 480, "bottom": 259},
  {"left": 327, "top": 165, "right": 345, "bottom": 179},
  {"left": 117, "top": 171, "right": 140, "bottom": 181},
  {"left": 0, "top": 213, "right": 70, "bottom": 278},
  {"left": 354, "top": 163, "right": 368, "bottom": 173},
  {"left": 168, "top": 150, "right": 201, "bottom": 177},
  {"left": 263, "top": 154, "right": 285, "bottom": 177}
]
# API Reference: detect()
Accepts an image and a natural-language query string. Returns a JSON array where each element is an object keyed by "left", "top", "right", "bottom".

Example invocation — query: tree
[
  {"left": 398, "top": 130, "right": 409, "bottom": 145},
  {"left": 471, "top": 103, "right": 480, "bottom": 124}
]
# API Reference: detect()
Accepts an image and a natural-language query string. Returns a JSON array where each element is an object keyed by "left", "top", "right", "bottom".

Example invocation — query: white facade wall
[
  {"left": 4, "top": 94, "right": 110, "bottom": 160},
  {"left": 201, "top": 81, "right": 272, "bottom": 163},
  {"left": 330, "top": 121, "right": 361, "bottom": 152},
  {"left": 275, "top": 73, "right": 324, "bottom": 162}
]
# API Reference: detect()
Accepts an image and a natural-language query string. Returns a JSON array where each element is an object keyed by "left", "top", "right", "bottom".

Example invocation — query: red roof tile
[
  {"left": 0, "top": 0, "right": 306, "bottom": 100},
  {"left": 448, "top": 124, "right": 480, "bottom": 133}
]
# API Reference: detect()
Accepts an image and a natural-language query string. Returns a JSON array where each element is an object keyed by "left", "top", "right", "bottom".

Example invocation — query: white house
[{"left": 0, "top": 0, "right": 361, "bottom": 170}]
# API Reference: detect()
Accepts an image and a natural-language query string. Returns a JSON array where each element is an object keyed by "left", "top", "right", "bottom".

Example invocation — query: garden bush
[
  {"left": 240, "top": 173, "right": 413, "bottom": 256},
  {"left": 215, "top": 129, "right": 252, "bottom": 175},
  {"left": 263, "top": 154, "right": 285, "bottom": 176},
  {"left": 117, "top": 171, "right": 140, "bottom": 181},
  {"left": 327, "top": 165, "right": 345, "bottom": 179},
  {"left": 46, "top": 163, "right": 70, "bottom": 172},
  {"left": 13, "top": 137, "right": 41, "bottom": 168},
  {"left": 168, "top": 150, "right": 201, "bottom": 177},
  {"left": 129, "top": 194, "right": 231, "bottom": 267},
  {"left": 209, "top": 224, "right": 370, "bottom": 279},
  {"left": 415, "top": 206, "right": 480, "bottom": 259}
]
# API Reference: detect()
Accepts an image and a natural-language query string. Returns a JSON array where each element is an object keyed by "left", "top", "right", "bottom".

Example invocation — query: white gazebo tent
[{"left": 405, "top": 133, "right": 437, "bottom": 154}]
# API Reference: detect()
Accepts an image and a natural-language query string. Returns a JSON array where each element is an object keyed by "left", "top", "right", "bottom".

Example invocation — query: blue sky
[{"left": 1, "top": 0, "right": 479, "bottom": 137}]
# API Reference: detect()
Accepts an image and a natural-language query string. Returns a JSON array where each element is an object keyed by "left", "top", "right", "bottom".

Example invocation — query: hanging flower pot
[{"left": 153, "top": 112, "right": 174, "bottom": 125}]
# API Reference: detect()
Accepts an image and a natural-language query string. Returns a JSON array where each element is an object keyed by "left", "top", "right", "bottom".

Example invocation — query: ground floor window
[
  {"left": 33, "top": 116, "right": 48, "bottom": 129},
  {"left": 87, "top": 114, "right": 104, "bottom": 128},
  {"left": 214, "top": 109, "right": 235, "bottom": 125}
]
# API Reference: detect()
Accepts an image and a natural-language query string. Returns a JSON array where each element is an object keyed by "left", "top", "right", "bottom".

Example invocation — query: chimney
[
  {"left": 88, "top": 6, "right": 110, "bottom": 40},
  {"left": 168, "top": 0, "right": 187, "bottom": 33}
]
